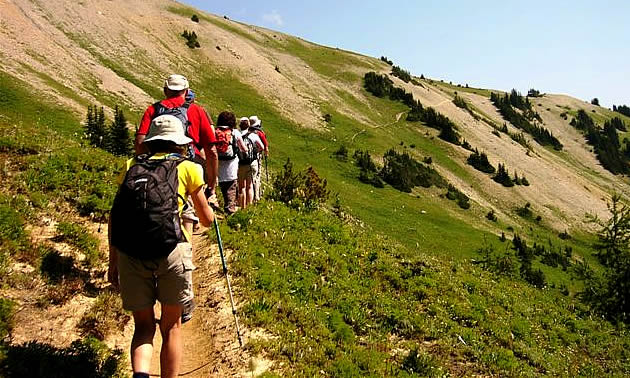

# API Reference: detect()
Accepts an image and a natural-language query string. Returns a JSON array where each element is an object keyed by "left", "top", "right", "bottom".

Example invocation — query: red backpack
[{"left": 216, "top": 127, "right": 237, "bottom": 160}]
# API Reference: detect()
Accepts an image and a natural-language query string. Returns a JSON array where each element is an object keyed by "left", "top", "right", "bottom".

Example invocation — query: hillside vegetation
[{"left": 1, "top": 0, "right": 630, "bottom": 376}]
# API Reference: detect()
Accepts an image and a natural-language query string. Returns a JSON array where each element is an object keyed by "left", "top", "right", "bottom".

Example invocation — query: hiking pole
[
  {"left": 265, "top": 155, "right": 269, "bottom": 182},
  {"left": 213, "top": 217, "right": 243, "bottom": 347}
]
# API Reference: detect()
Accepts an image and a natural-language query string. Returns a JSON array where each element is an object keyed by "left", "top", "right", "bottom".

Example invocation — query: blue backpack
[{"left": 151, "top": 102, "right": 196, "bottom": 159}]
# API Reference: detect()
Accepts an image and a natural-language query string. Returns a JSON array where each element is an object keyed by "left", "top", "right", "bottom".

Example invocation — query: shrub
[
  {"left": 302, "top": 167, "right": 330, "bottom": 210},
  {"left": 490, "top": 91, "right": 562, "bottom": 150},
  {"left": 191, "top": 14, "right": 199, "bottom": 23},
  {"left": 332, "top": 145, "right": 348, "bottom": 161},
  {"left": 467, "top": 149, "right": 495, "bottom": 173},
  {"left": 581, "top": 194, "right": 630, "bottom": 323},
  {"left": 486, "top": 210, "right": 497, "bottom": 222},
  {"left": 401, "top": 348, "right": 440, "bottom": 375},
  {"left": 380, "top": 56, "right": 393, "bottom": 65},
  {"left": 269, "top": 159, "right": 303, "bottom": 205},
  {"left": 353, "top": 150, "right": 377, "bottom": 172},
  {"left": 380, "top": 149, "right": 446, "bottom": 192},
  {"left": 0, "top": 298, "right": 15, "bottom": 341},
  {"left": 78, "top": 292, "right": 130, "bottom": 340},
  {"left": 391, "top": 65, "right": 412, "bottom": 83},
  {"left": 516, "top": 202, "right": 533, "bottom": 219},
  {"left": 591, "top": 98, "right": 600, "bottom": 106},
  {"left": 493, "top": 164, "right": 514, "bottom": 187},
  {"left": 2, "top": 337, "right": 125, "bottom": 377},
  {"left": 55, "top": 222, "right": 101, "bottom": 266},
  {"left": 527, "top": 88, "right": 542, "bottom": 97},
  {"left": 270, "top": 159, "right": 329, "bottom": 210},
  {"left": 39, "top": 248, "right": 79, "bottom": 284},
  {"left": 358, "top": 169, "right": 384, "bottom": 188},
  {"left": 323, "top": 113, "right": 332, "bottom": 123},
  {"left": 461, "top": 139, "right": 473, "bottom": 151},
  {"left": 181, "top": 30, "right": 201, "bottom": 49},
  {"left": 445, "top": 184, "right": 470, "bottom": 210},
  {"left": 0, "top": 202, "right": 31, "bottom": 270}
]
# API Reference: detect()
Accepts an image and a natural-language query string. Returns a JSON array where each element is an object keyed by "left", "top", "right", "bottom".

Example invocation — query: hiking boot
[{"left": 182, "top": 299, "right": 196, "bottom": 324}]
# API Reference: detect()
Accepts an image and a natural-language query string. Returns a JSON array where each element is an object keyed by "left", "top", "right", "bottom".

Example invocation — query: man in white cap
[
  {"left": 135, "top": 74, "right": 219, "bottom": 206},
  {"left": 110, "top": 114, "right": 215, "bottom": 378},
  {"left": 248, "top": 115, "right": 269, "bottom": 202}
]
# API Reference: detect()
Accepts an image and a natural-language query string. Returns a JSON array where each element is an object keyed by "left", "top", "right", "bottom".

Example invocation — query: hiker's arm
[
  {"left": 134, "top": 108, "right": 153, "bottom": 155},
  {"left": 107, "top": 215, "right": 119, "bottom": 290},
  {"left": 134, "top": 134, "right": 148, "bottom": 155},
  {"left": 191, "top": 185, "right": 214, "bottom": 227},
  {"left": 258, "top": 132, "right": 269, "bottom": 156},
  {"left": 236, "top": 135, "right": 247, "bottom": 152},
  {"left": 204, "top": 145, "right": 218, "bottom": 193}
]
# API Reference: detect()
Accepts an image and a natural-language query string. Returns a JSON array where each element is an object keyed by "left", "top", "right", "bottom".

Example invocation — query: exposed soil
[{"left": 3, "top": 211, "right": 270, "bottom": 377}]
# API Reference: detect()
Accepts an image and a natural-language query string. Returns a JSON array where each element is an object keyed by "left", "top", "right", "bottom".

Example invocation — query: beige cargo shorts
[{"left": 118, "top": 242, "right": 195, "bottom": 312}]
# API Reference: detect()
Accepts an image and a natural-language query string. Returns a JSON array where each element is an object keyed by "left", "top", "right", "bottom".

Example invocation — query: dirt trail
[
  {"left": 134, "top": 227, "right": 271, "bottom": 377},
  {"left": 348, "top": 110, "right": 406, "bottom": 142}
]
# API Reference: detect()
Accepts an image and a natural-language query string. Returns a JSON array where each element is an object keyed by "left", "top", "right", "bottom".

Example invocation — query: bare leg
[
  {"left": 159, "top": 304, "right": 183, "bottom": 378},
  {"left": 131, "top": 307, "right": 156, "bottom": 375},
  {"left": 238, "top": 177, "right": 246, "bottom": 209},
  {"left": 246, "top": 177, "right": 255, "bottom": 207}
]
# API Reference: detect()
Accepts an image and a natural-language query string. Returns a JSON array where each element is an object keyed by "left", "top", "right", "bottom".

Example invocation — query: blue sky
[{"left": 182, "top": 1, "right": 629, "bottom": 107}]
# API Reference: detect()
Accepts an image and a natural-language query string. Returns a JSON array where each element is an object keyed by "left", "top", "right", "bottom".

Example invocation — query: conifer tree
[
  {"left": 493, "top": 163, "right": 514, "bottom": 187},
  {"left": 107, "top": 105, "right": 132, "bottom": 156},
  {"left": 85, "top": 105, "right": 107, "bottom": 148}
]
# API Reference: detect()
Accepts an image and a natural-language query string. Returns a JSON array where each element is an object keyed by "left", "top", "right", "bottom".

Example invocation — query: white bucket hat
[
  {"left": 144, "top": 115, "right": 192, "bottom": 145},
  {"left": 249, "top": 115, "right": 261, "bottom": 127},
  {"left": 164, "top": 74, "right": 189, "bottom": 91}
]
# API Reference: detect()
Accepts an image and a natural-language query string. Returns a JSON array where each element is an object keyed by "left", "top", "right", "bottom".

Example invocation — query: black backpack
[
  {"left": 110, "top": 154, "right": 186, "bottom": 259},
  {"left": 152, "top": 102, "right": 196, "bottom": 159},
  {"left": 238, "top": 132, "right": 257, "bottom": 165}
]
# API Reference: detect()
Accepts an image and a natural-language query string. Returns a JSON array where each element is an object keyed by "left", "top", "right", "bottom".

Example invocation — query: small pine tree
[
  {"left": 521, "top": 176, "right": 530, "bottom": 186},
  {"left": 85, "top": 105, "right": 107, "bottom": 148},
  {"left": 106, "top": 105, "right": 131, "bottom": 156},
  {"left": 493, "top": 163, "right": 514, "bottom": 187},
  {"left": 513, "top": 171, "right": 521, "bottom": 185}
]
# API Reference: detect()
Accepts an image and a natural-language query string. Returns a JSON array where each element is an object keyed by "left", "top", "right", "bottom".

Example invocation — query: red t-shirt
[{"left": 137, "top": 97, "right": 216, "bottom": 156}]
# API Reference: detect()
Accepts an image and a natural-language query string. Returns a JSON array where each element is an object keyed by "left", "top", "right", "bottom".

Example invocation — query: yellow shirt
[{"left": 117, "top": 153, "right": 204, "bottom": 242}]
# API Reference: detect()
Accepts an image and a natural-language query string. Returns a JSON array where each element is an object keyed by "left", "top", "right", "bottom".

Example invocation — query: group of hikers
[{"left": 107, "top": 74, "right": 268, "bottom": 378}]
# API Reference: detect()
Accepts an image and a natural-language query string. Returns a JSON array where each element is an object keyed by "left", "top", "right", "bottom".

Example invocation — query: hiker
[
  {"left": 109, "top": 114, "right": 215, "bottom": 378},
  {"left": 215, "top": 112, "right": 247, "bottom": 215},
  {"left": 249, "top": 115, "right": 269, "bottom": 202},
  {"left": 134, "top": 74, "right": 219, "bottom": 211},
  {"left": 238, "top": 118, "right": 265, "bottom": 209}
]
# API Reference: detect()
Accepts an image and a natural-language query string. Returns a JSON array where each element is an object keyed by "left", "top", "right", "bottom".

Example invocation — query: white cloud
[{"left": 262, "top": 10, "right": 283, "bottom": 26}]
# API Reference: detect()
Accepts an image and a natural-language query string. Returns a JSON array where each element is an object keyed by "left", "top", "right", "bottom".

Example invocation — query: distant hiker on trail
[
  {"left": 215, "top": 112, "right": 247, "bottom": 215},
  {"left": 134, "top": 74, "right": 220, "bottom": 212},
  {"left": 109, "top": 114, "right": 215, "bottom": 378},
  {"left": 238, "top": 118, "right": 265, "bottom": 209},
  {"left": 249, "top": 115, "right": 269, "bottom": 202}
]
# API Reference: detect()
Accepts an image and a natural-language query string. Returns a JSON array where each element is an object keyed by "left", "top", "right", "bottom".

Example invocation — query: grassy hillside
[{"left": 2, "top": 0, "right": 630, "bottom": 376}]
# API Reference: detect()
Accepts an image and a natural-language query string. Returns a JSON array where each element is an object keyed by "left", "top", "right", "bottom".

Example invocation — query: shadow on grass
[{"left": 1, "top": 337, "right": 125, "bottom": 377}]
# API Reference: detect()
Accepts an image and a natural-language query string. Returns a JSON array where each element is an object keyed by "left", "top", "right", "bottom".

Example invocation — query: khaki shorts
[
  {"left": 238, "top": 162, "right": 259, "bottom": 180},
  {"left": 118, "top": 243, "right": 195, "bottom": 312}
]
